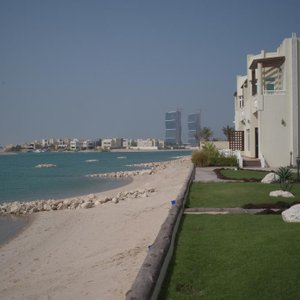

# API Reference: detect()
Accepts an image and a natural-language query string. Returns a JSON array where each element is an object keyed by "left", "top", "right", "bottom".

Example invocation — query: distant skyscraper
[
  {"left": 188, "top": 112, "right": 201, "bottom": 146},
  {"left": 165, "top": 110, "right": 182, "bottom": 145}
]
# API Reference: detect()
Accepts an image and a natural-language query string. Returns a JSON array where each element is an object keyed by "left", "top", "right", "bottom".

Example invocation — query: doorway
[{"left": 255, "top": 128, "right": 259, "bottom": 158}]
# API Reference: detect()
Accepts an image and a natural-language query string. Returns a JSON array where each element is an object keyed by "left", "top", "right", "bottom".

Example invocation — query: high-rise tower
[
  {"left": 165, "top": 110, "right": 182, "bottom": 145},
  {"left": 188, "top": 112, "right": 201, "bottom": 146}
]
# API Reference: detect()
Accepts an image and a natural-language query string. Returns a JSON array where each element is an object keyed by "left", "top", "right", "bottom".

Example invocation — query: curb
[{"left": 125, "top": 164, "right": 195, "bottom": 300}]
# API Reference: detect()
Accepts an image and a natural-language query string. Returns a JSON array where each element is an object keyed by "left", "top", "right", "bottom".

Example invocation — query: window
[{"left": 265, "top": 77, "right": 275, "bottom": 91}]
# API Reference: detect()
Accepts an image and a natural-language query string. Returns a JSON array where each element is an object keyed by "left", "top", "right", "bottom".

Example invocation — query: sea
[{"left": 0, "top": 150, "right": 190, "bottom": 244}]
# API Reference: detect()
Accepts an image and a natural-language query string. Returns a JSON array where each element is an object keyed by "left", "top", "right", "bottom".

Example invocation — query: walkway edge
[
  {"left": 125, "top": 164, "right": 195, "bottom": 300},
  {"left": 184, "top": 207, "right": 281, "bottom": 214}
]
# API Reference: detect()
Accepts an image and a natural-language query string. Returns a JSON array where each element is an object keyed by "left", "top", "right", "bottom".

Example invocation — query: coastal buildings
[
  {"left": 70, "top": 139, "right": 80, "bottom": 151},
  {"left": 101, "top": 138, "right": 123, "bottom": 150},
  {"left": 165, "top": 110, "right": 182, "bottom": 146},
  {"left": 234, "top": 33, "right": 300, "bottom": 167},
  {"left": 187, "top": 113, "right": 201, "bottom": 146}
]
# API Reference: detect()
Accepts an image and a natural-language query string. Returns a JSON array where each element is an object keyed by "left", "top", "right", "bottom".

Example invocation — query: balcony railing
[{"left": 263, "top": 90, "right": 286, "bottom": 95}]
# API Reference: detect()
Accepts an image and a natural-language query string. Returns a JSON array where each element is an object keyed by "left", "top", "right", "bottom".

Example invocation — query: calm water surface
[{"left": 0, "top": 150, "right": 190, "bottom": 203}]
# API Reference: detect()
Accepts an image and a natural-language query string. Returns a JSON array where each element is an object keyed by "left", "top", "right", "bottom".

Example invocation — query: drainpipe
[{"left": 257, "top": 62, "right": 263, "bottom": 95}]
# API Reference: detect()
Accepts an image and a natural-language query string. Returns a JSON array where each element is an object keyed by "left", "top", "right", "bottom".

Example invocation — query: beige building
[{"left": 234, "top": 34, "right": 300, "bottom": 167}]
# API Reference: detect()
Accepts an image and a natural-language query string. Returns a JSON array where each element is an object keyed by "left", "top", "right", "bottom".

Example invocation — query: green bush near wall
[{"left": 191, "top": 142, "right": 237, "bottom": 167}]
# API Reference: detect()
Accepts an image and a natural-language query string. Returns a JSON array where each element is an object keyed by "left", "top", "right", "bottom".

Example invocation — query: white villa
[{"left": 234, "top": 34, "right": 300, "bottom": 168}]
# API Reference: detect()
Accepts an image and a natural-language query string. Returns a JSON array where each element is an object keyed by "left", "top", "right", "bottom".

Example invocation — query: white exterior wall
[
  {"left": 260, "top": 94, "right": 290, "bottom": 167},
  {"left": 234, "top": 34, "right": 300, "bottom": 167}
]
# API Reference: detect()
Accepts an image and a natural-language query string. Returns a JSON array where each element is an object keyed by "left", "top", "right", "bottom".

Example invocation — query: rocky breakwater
[
  {"left": 87, "top": 169, "right": 155, "bottom": 178},
  {"left": 87, "top": 161, "right": 172, "bottom": 179},
  {"left": 0, "top": 188, "right": 156, "bottom": 216},
  {"left": 35, "top": 163, "right": 56, "bottom": 168}
]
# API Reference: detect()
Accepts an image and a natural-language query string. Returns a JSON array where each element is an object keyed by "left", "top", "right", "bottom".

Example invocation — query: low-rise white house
[
  {"left": 70, "top": 139, "right": 80, "bottom": 151},
  {"left": 234, "top": 34, "right": 300, "bottom": 167},
  {"left": 136, "top": 138, "right": 159, "bottom": 150},
  {"left": 101, "top": 138, "right": 123, "bottom": 150}
]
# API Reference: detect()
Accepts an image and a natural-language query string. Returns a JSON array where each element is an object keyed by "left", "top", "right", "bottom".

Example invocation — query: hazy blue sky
[{"left": 1, "top": 0, "right": 300, "bottom": 145}]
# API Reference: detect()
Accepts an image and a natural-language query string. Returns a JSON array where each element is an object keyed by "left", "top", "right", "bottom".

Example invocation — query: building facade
[
  {"left": 234, "top": 34, "right": 300, "bottom": 167},
  {"left": 137, "top": 138, "right": 158, "bottom": 149},
  {"left": 165, "top": 110, "right": 182, "bottom": 145},
  {"left": 187, "top": 113, "right": 201, "bottom": 146}
]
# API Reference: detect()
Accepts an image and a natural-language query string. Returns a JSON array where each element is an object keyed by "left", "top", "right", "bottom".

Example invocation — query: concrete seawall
[{"left": 126, "top": 165, "right": 195, "bottom": 300}]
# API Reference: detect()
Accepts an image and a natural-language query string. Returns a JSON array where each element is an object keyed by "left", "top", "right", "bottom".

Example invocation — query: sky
[{"left": 1, "top": 0, "right": 300, "bottom": 146}]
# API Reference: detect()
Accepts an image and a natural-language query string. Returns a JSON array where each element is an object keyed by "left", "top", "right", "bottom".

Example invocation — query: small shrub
[
  {"left": 202, "top": 142, "right": 219, "bottom": 157},
  {"left": 275, "top": 167, "right": 293, "bottom": 191},
  {"left": 191, "top": 150, "right": 209, "bottom": 167},
  {"left": 216, "top": 156, "right": 238, "bottom": 167}
]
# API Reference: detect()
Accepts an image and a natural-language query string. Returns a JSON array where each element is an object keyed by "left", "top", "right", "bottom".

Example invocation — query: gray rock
[
  {"left": 9, "top": 204, "right": 20, "bottom": 214},
  {"left": 80, "top": 202, "right": 94, "bottom": 209},
  {"left": 112, "top": 198, "right": 119, "bottom": 204},
  {"left": 269, "top": 190, "right": 294, "bottom": 198},
  {"left": 282, "top": 204, "right": 300, "bottom": 222},
  {"left": 261, "top": 173, "right": 279, "bottom": 184},
  {"left": 43, "top": 203, "right": 52, "bottom": 211}
]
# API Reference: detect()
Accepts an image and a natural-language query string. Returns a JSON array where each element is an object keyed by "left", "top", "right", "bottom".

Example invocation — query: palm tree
[
  {"left": 222, "top": 125, "right": 235, "bottom": 141},
  {"left": 195, "top": 127, "right": 213, "bottom": 142}
]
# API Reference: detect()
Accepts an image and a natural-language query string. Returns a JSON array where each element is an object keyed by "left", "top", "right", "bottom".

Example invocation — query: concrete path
[
  {"left": 194, "top": 167, "right": 227, "bottom": 182},
  {"left": 184, "top": 207, "right": 281, "bottom": 215}
]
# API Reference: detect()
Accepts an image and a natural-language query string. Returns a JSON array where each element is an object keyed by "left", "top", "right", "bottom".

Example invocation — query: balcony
[{"left": 263, "top": 89, "right": 285, "bottom": 95}]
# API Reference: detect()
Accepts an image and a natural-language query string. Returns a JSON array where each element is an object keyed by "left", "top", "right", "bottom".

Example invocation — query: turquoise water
[{"left": 0, "top": 150, "right": 190, "bottom": 203}]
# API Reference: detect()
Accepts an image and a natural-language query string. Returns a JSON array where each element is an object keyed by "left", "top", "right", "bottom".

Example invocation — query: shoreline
[
  {"left": 0, "top": 156, "right": 192, "bottom": 299},
  {"left": 0, "top": 214, "right": 35, "bottom": 247},
  {"left": 0, "top": 158, "right": 187, "bottom": 216}
]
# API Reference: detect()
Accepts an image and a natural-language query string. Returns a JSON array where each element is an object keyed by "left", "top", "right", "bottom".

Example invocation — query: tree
[
  {"left": 222, "top": 125, "right": 235, "bottom": 141},
  {"left": 196, "top": 127, "right": 213, "bottom": 142}
]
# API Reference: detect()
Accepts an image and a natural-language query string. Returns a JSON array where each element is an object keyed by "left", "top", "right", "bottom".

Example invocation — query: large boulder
[
  {"left": 269, "top": 190, "right": 294, "bottom": 198},
  {"left": 261, "top": 173, "right": 279, "bottom": 184},
  {"left": 81, "top": 202, "right": 94, "bottom": 209},
  {"left": 282, "top": 204, "right": 300, "bottom": 223}
]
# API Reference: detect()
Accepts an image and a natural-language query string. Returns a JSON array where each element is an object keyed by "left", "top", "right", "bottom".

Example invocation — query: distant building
[
  {"left": 165, "top": 110, "right": 182, "bottom": 145},
  {"left": 101, "top": 139, "right": 112, "bottom": 149},
  {"left": 101, "top": 138, "right": 123, "bottom": 150},
  {"left": 82, "top": 140, "right": 95, "bottom": 150},
  {"left": 158, "top": 140, "right": 165, "bottom": 149},
  {"left": 70, "top": 139, "right": 80, "bottom": 151},
  {"left": 122, "top": 139, "right": 130, "bottom": 149},
  {"left": 187, "top": 113, "right": 201, "bottom": 146},
  {"left": 42, "top": 139, "right": 49, "bottom": 148},
  {"left": 137, "top": 138, "right": 159, "bottom": 150}
]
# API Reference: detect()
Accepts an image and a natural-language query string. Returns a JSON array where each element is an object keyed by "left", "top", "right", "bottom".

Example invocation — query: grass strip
[
  {"left": 187, "top": 182, "right": 300, "bottom": 208},
  {"left": 159, "top": 214, "right": 300, "bottom": 300},
  {"left": 219, "top": 169, "right": 268, "bottom": 180}
]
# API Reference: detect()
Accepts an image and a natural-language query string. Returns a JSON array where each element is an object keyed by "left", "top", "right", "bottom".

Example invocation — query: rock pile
[
  {"left": 87, "top": 169, "right": 154, "bottom": 178},
  {"left": 35, "top": 164, "right": 56, "bottom": 168},
  {"left": 87, "top": 160, "right": 172, "bottom": 179},
  {"left": 0, "top": 188, "right": 156, "bottom": 216}
]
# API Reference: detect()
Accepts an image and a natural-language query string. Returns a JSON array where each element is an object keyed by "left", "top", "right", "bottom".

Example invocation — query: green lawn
[
  {"left": 220, "top": 168, "right": 299, "bottom": 181},
  {"left": 220, "top": 168, "right": 269, "bottom": 180},
  {"left": 187, "top": 182, "right": 300, "bottom": 208},
  {"left": 159, "top": 215, "right": 300, "bottom": 300}
]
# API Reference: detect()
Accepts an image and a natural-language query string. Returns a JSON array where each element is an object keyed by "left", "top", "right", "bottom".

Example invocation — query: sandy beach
[{"left": 0, "top": 157, "right": 192, "bottom": 300}]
